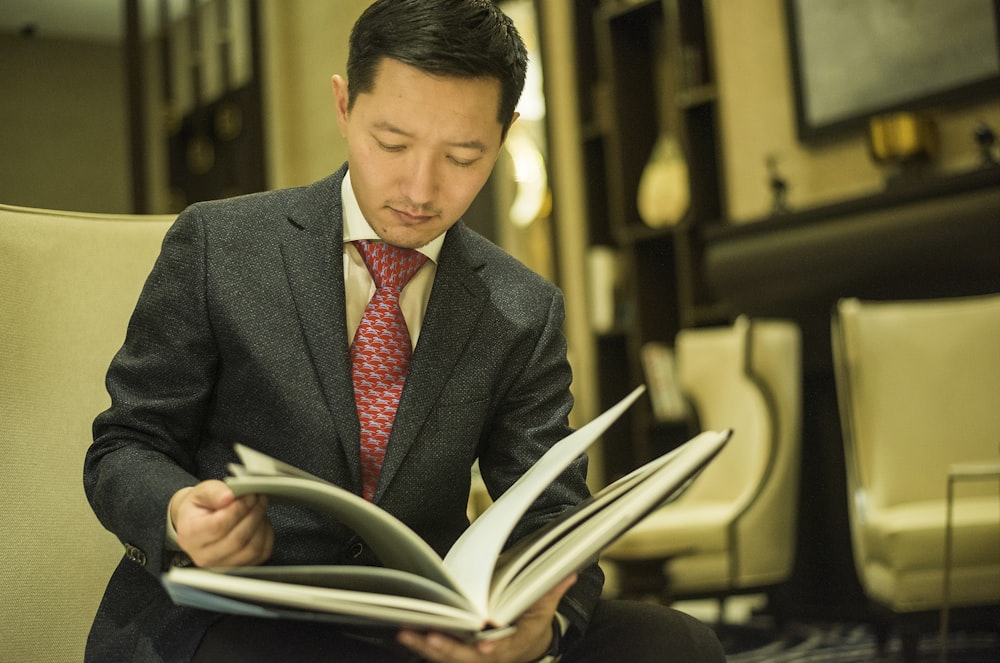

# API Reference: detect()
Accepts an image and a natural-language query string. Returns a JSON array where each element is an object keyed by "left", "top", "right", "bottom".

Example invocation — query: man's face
[{"left": 332, "top": 58, "right": 510, "bottom": 249}]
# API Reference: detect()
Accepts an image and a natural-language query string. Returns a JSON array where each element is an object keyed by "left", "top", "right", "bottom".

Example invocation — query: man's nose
[{"left": 400, "top": 153, "right": 439, "bottom": 205}]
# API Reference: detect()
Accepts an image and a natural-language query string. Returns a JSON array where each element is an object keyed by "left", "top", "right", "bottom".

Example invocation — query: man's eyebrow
[
  {"left": 448, "top": 140, "right": 488, "bottom": 153},
  {"left": 372, "top": 121, "right": 487, "bottom": 153},
  {"left": 373, "top": 121, "right": 411, "bottom": 137}
]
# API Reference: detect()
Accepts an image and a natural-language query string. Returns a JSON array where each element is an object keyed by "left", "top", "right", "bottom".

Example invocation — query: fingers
[
  {"left": 397, "top": 573, "right": 578, "bottom": 662},
  {"left": 188, "top": 479, "right": 237, "bottom": 511},
  {"left": 517, "top": 572, "right": 576, "bottom": 625},
  {"left": 202, "top": 494, "right": 274, "bottom": 566},
  {"left": 397, "top": 631, "right": 485, "bottom": 663},
  {"left": 537, "top": 573, "right": 576, "bottom": 614},
  {"left": 173, "top": 481, "right": 274, "bottom": 567},
  {"left": 542, "top": 573, "right": 577, "bottom": 605}
]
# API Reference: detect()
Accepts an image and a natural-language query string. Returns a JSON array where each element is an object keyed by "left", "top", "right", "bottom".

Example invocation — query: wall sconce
[{"left": 867, "top": 111, "right": 938, "bottom": 185}]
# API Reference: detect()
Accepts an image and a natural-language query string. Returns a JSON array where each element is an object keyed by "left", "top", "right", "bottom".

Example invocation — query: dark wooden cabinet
[
  {"left": 570, "top": 0, "right": 728, "bottom": 480},
  {"left": 703, "top": 165, "right": 1000, "bottom": 618},
  {"left": 554, "top": 0, "right": 1000, "bottom": 619}
]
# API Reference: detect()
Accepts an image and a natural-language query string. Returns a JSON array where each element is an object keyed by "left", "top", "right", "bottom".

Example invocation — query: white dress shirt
[{"left": 341, "top": 170, "right": 444, "bottom": 349}]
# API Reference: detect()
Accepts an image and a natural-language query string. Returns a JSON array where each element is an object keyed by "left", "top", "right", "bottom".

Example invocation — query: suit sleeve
[
  {"left": 84, "top": 205, "right": 218, "bottom": 575},
  {"left": 476, "top": 287, "right": 604, "bottom": 640}
]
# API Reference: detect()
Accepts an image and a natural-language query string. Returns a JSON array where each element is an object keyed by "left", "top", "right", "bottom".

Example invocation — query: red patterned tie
[{"left": 351, "top": 240, "right": 428, "bottom": 501}]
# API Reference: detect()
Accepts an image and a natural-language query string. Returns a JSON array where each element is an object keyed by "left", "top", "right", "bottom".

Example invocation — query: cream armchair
[
  {"left": 601, "top": 317, "right": 802, "bottom": 621},
  {"left": 0, "top": 204, "right": 174, "bottom": 662},
  {"left": 832, "top": 295, "right": 1000, "bottom": 661}
]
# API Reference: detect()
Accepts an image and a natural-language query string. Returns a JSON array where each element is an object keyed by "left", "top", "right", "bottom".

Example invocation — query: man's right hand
[{"left": 169, "top": 480, "right": 274, "bottom": 567}]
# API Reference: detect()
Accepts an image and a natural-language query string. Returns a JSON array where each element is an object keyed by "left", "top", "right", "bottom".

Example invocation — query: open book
[{"left": 163, "top": 386, "right": 730, "bottom": 639}]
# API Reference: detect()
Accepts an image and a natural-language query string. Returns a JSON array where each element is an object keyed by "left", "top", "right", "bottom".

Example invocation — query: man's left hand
[{"left": 397, "top": 573, "right": 576, "bottom": 663}]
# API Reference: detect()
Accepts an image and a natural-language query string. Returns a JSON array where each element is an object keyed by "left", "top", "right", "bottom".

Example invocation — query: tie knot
[{"left": 354, "top": 240, "right": 428, "bottom": 291}]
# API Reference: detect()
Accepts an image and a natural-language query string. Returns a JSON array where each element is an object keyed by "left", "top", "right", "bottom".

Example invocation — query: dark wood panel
[{"left": 702, "top": 165, "right": 1000, "bottom": 619}]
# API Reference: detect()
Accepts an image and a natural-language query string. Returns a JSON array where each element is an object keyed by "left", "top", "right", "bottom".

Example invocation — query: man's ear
[
  {"left": 501, "top": 111, "right": 521, "bottom": 145},
  {"left": 331, "top": 75, "right": 350, "bottom": 136}
]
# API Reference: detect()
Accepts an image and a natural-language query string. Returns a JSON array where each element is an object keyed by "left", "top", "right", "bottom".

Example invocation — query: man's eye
[
  {"left": 448, "top": 156, "right": 476, "bottom": 168},
  {"left": 377, "top": 141, "right": 405, "bottom": 153}
]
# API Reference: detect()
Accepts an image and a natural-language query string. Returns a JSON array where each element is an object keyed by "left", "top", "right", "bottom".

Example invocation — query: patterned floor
[
  {"left": 668, "top": 596, "right": 998, "bottom": 662},
  {"left": 723, "top": 621, "right": 999, "bottom": 662}
]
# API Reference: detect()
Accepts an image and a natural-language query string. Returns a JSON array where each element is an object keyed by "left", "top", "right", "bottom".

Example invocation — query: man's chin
[{"left": 375, "top": 224, "right": 445, "bottom": 250}]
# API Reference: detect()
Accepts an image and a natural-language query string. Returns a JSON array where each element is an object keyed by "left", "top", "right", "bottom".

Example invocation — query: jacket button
[
  {"left": 171, "top": 552, "right": 194, "bottom": 568},
  {"left": 124, "top": 543, "right": 147, "bottom": 567}
]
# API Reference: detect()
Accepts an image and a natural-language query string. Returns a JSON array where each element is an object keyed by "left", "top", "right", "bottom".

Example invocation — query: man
[{"left": 84, "top": 1, "right": 726, "bottom": 661}]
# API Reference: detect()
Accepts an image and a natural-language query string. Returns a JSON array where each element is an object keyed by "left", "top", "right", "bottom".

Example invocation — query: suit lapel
[
  {"left": 374, "top": 225, "right": 488, "bottom": 501},
  {"left": 279, "top": 168, "right": 363, "bottom": 489},
  {"left": 278, "top": 172, "right": 488, "bottom": 500}
]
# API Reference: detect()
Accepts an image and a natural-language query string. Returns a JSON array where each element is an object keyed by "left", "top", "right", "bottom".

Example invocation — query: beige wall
[
  {"left": 537, "top": 1, "right": 599, "bottom": 434},
  {"left": 0, "top": 35, "right": 130, "bottom": 213},
  {"left": 7, "top": 2, "right": 994, "bottom": 220},
  {"left": 711, "top": 0, "right": 1000, "bottom": 222},
  {"left": 261, "top": 0, "right": 374, "bottom": 189},
  {"left": 2, "top": 1, "right": 995, "bottom": 428}
]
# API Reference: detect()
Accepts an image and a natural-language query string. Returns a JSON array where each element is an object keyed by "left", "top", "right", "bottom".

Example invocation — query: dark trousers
[{"left": 192, "top": 599, "right": 726, "bottom": 662}]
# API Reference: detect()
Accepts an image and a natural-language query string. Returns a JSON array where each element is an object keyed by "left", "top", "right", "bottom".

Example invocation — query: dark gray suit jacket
[{"left": 84, "top": 165, "right": 602, "bottom": 662}]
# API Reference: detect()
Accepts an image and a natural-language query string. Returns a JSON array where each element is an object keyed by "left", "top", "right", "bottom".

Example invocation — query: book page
[
  {"left": 164, "top": 566, "right": 486, "bottom": 634},
  {"left": 229, "top": 445, "right": 463, "bottom": 594},
  {"left": 221, "top": 565, "right": 471, "bottom": 608},
  {"left": 165, "top": 581, "right": 427, "bottom": 631},
  {"left": 487, "top": 429, "right": 730, "bottom": 625},
  {"left": 442, "top": 386, "right": 646, "bottom": 615},
  {"left": 488, "top": 442, "right": 686, "bottom": 595}
]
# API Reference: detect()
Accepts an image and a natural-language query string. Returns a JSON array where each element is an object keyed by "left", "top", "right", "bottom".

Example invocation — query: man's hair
[{"left": 347, "top": 0, "right": 528, "bottom": 133}]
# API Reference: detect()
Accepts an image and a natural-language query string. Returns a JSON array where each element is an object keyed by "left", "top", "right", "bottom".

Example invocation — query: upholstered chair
[
  {"left": 0, "top": 204, "right": 174, "bottom": 662},
  {"left": 602, "top": 317, "right": 802, "bottom": 622},
  {"left": 831, "top": 295, "right": 1000, "bottom": 661}
]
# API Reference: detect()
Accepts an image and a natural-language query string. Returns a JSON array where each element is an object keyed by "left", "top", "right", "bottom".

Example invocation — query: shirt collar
[{"left": 341, "top": 170, "right": 444, "bottom": 263}]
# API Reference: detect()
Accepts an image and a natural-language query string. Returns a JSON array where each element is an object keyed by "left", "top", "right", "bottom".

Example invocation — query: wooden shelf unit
[{"left": 571, "top": 0, "right": 729, "bottom": 479}]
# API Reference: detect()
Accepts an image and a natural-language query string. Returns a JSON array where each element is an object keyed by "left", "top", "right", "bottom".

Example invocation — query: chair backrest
[
  {"left": 675, "top": 317, "right": 802, "bottom": 584},
  {"left": 0, "top": 204, "right": 174, "bottom": 662},
  {"left": 833, "top": 295, "right": 1000, "bottom": 512}
]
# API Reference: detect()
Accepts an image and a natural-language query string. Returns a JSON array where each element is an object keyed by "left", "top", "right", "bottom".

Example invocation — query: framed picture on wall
[{"left": 785, "top": 0, "right": 1000, "bottom": 141}]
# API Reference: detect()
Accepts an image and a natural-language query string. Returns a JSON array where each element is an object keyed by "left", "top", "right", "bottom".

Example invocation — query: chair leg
[
  {"left": 899, "top": 627, "right": 919, "bottom": 663},
  {"left": 716, "top": 596, "right": 727, "bottom": 628},
  {"left": 873, "top": 618, "right": 891, "bottom": 659},
  {"left": 765, "top": 587, "right": 789, "bottom": 632},
  {"left": 612, "top": 558, "right": 670, "bottom": 603}
]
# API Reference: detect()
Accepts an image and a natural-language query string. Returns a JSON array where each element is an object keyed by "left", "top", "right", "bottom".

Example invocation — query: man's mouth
[{"left": 391, "top": 206, "right": 436, "bottom": 223}]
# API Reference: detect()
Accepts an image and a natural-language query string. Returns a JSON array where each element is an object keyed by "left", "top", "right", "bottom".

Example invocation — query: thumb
[
  {"left": 189, "top": 479, "right": 236, "bottom": 511},
  {"left": 532, "top": 573, "right": 578, "bottom": 616},
  {"left": 550, "top": 573, "right": 577, "bottom": 603}
]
